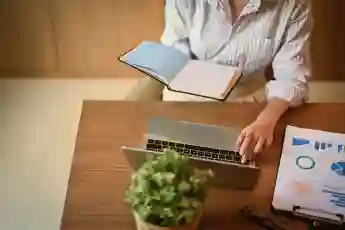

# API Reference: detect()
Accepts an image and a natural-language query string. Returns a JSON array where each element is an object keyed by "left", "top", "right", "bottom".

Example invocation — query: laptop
[{"left": 121, "top": 117, "right": 261, "bottom": 190}]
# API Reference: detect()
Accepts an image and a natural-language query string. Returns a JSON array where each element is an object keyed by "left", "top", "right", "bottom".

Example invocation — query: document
[{"left": 272, "top": 126, "right": 345, "bottom": 223}]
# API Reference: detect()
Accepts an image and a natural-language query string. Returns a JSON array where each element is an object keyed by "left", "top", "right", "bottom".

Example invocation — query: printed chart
[
  {"left": 273, "top": 126, "right": 345, "bottom": 222},
  {"left": 331, "top": 161, "right": 345, "bottom": 177}
]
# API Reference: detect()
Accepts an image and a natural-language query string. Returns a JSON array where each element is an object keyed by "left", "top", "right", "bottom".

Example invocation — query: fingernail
[{"left": 241, "top": 155, "right": 246, "bottom": 163}]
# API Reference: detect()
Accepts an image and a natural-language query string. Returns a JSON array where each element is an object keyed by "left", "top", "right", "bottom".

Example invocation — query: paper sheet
[
  {"left": 272, "top": 126, "right": 345, "bottom": 222},
  {"left": 169, "top": 60, "right": 240, "bottom": 99},
  {"left": 120, "top": 41, "right": 190, "bottom": 83}
]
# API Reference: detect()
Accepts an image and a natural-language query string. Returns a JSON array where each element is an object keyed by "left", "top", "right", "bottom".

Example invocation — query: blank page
[
  {"left": 169, "top": 60, "right": 241, "bottom": 100},
  {"left": 120, "top": 41, "right": 189, "bottom": 83}
]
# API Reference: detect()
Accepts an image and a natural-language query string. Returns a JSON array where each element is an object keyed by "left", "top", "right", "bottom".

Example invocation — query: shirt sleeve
[
  {"left": 266, "top": 0, "right": 314, "bottom": 107},
  {"left": 160, "top": 0, "right": 193, "bottom": 56}
]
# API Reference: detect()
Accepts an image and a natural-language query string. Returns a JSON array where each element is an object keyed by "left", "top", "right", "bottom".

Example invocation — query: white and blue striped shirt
[{"left": 161, "top": 0, "right": 313, "bottom": 106}]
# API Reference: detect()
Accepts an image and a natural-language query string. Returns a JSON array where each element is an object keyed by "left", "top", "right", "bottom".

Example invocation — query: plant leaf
[
  {"left": 125, "top": 149, "right": 213, "bottom": 227},
  {"left": 178, "top": 180, "right": 191, "bottom": 192}
]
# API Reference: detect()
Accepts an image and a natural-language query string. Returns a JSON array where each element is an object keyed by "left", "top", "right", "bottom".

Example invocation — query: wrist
[
  {"left": 255, "top": 112, "right": 278, "bottom": 127},
  {"left": 255, "top": 98, "right": 289, "bottom": 126}
]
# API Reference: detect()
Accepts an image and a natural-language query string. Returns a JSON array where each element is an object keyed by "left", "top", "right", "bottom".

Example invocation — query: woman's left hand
[{"left": 236, "top": 118, "right": 276, "bottom": 163}]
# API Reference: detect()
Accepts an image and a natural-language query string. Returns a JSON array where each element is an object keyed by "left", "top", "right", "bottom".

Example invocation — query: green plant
[{"left": 125, "top": 149, "right": 213, "bottom": 227}]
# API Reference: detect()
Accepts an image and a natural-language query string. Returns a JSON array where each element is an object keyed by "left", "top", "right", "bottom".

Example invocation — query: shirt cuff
[{"left": 266, "top": 80, "right": 309, "bottom": 107}]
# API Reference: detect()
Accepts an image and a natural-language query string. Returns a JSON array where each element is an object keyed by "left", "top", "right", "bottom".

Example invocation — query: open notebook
[
  {"left": 118, "top": 41, "right": 242, "bottom": 101},
  {"left": 272, "top": 126, "right": 345, "bottom": 224}
]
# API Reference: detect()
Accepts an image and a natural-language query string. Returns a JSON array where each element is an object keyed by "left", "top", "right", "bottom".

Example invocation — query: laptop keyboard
[{"left": 146, "top": 139, "right": 242, "bottom": 164}]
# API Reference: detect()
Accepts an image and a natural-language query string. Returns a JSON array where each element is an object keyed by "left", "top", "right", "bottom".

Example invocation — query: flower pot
[{"left": 133, "top": 211, "right": 202, "bottom": 230}]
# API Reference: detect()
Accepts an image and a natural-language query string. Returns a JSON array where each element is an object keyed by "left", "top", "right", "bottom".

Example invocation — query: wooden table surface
[{"left": 60, "top": 101, "right": 345, "bottom": 230}]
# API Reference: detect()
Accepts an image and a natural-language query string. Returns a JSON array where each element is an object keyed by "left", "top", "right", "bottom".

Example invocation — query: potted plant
[{"left": 125, "top": 149, "right": 214, "bottom": 230}]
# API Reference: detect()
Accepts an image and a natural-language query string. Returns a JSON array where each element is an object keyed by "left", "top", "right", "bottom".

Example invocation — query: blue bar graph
[
  {"left": 292, "top": 137, "right": 333, "bottom": 151},
  {"left": 292, "top": 137, "right": 310, "bottom": 146}
]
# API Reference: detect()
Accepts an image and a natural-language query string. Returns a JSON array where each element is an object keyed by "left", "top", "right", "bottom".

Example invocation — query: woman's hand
[
  {"left": 236, "top": 98, "right": 290, "bottom": 163},
  {"left": 236, "top": 118, "right": 276, "bottom": 163}
]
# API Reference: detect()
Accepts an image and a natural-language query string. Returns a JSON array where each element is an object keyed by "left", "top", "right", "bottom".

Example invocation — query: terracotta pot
[{"left": 133, "top": 210, "right": 202, "bottom": 230}]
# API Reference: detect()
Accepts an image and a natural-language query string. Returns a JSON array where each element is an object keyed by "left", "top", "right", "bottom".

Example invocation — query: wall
[
  {"left": 310, "top": 1, "right": 345, "bottom": 81},
  {"left": 0, "top": 0, "right": 164, "bottom": 78},
  {"left": 0, "top": 0, "right": 343, "bottom": 80}
]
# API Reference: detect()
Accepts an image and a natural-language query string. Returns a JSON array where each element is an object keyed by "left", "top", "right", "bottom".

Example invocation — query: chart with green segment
[{"left": 273, "top": 126, "right": 345, "bottom": 224}]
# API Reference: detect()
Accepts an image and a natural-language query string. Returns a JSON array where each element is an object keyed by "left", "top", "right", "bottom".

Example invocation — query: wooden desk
[{"left": 60, "top": 102, "right": 345, "bottom": 230}]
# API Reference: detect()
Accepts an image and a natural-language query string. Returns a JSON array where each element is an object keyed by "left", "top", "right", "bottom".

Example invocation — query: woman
[{"left": 128, "top": 0, "right": 313, "bottom": 161}]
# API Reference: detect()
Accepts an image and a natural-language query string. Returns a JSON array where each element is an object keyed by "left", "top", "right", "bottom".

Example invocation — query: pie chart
[{"left": 331, "top": 161, "right": 345, "bottom": 176}]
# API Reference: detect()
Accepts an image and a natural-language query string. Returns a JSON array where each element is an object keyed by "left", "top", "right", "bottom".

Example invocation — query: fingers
[
  {"left": 238, "top": 134, "right": 273, "bottom": 164},
  {"left": 237, "top": 132, "right": 251, "bottom": 164},
  {"left": 236, "top": 124, "right": 274, "bottom": 164},
  {"left": 242, "top": 136, "right": 260, "bottom": 164},
  {"left": 254, "top": 137, "right": 265, "bottom": 154},
  {"left": 236, "top": 132, "right": 245, "bottom": 151},
  {"left": 266, "top": 134, "right": 274, "bottom": 147},
  {"left": 241, "top": 153, "right": 248, "bottom": 164},
  {"left": 241, "top": 151, "right": 253, "bottom": 164},
  {"left": 239, "top": 133, "right": 252, "bottom": 156}
]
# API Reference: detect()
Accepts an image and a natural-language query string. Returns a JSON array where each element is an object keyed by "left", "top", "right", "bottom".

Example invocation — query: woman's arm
[
  {"left": 258, "top": 0, "right": 314, "bottom": 124},
  {"left": 237, "top": 0, "right": 314, "bottom": 158},
  {"left": 266, "top": 0, "right": 314, "bottom": 107},
  {"left": 257, "top": 98, "right": 289, "bottom": 125},
  {"left": 160, "top": 0, "right": 194, "bottom": 56}
]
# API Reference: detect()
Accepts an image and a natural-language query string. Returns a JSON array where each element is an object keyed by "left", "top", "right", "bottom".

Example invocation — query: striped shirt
[{"left": 161, "top": 0, "right": 313, "bottom": 106}]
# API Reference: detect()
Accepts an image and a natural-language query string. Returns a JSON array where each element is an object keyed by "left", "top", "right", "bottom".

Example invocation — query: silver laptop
[{"left": 121, "top": 117, "right": 261, "bottom": 190}]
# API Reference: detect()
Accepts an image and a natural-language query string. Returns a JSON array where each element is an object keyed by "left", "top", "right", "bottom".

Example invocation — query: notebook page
[
  {"left": 120, "top": 41, "right": 190, "bottom": 83},
  {"left": 272, "top": 126, "right": 345, "bottom": 222},
  {"left": 131, "top": 64, "right": 168, "bottom": 85},
  {"left": 169, "top": 60, "right": 241, "bottom": 99}
]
